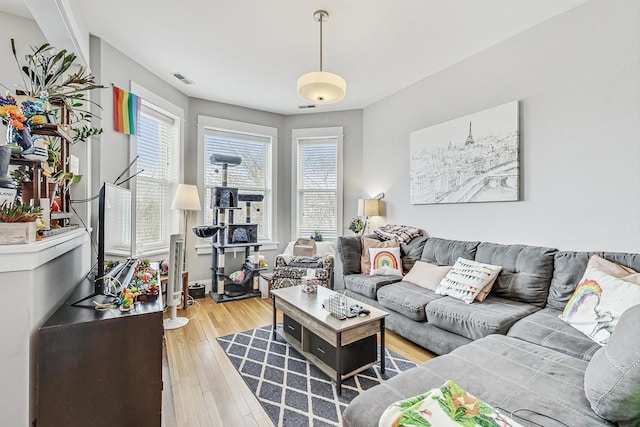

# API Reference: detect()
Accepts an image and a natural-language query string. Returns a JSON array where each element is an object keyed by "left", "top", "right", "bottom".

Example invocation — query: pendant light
[{"left": 297, "top": 10, "right": 347, "bottom": 105}]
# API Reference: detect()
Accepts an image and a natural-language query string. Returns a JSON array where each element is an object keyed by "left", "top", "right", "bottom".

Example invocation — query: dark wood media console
[{"left": 36, "top": 278, "right": 164, "bottom": 427}]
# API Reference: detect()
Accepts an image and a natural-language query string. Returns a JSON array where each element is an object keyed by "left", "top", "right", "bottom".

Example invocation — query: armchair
[{"left": 271, "top": 240, "right": 336, "bottom": 290}]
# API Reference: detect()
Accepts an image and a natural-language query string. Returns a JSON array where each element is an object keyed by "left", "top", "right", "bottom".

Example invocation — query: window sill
[
  {"left": 134, "top": 247, "right": 169, "bottom": 258},
  {"left": 195, "top": 242, "right": 279, "bottom": 256}
]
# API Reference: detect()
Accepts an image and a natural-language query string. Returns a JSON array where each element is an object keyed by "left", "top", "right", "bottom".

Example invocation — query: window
[
  {"left": 130, "top": 85, "right": 182, "bottom": 256},
  {"left": 198, "top": 117, "right": 277, "bottom": 243},
  {"left": 292, "top": 127, "right": 343, "bottom": 240}
]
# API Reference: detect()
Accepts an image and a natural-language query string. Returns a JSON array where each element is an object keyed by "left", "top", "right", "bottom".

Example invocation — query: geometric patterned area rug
[{"left": 216, "top": 324, "right": 418, "bottom": 427}]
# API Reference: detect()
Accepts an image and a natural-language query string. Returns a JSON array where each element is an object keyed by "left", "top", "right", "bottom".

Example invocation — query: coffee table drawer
[
  {"left": 308, "top": 331, "right": 377, "bottom": 375},
  {"left": 283, "top": 314, "right": 302, "bottom": 341}
]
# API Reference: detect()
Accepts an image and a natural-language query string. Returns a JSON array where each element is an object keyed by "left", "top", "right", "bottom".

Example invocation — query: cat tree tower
[{"left": 205, "top": 154, "right": 265, "bottom": 302}]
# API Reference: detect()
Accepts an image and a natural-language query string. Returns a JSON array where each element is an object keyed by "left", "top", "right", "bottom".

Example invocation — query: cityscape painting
[{"left": 410, "top": 101, "right": 519, "bottom": 205}]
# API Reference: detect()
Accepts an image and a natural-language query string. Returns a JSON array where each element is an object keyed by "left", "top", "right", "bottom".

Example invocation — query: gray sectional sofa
[{"left": 338, "top": 235, "right": 640, "bottom": 427}]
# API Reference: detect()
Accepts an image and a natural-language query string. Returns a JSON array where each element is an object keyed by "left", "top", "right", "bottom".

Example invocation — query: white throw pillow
[
  {"left": 369, "top": 247, "right": 403, "bottom": 276},
  {"left": 435, "top": 257, "right": 502, "bottom": 304},
  {"left": 404, "top": 261, "right": 452, "bottom": 291},
  {"left": 560, "top": 264, "right": 640, "bottom": 345}
]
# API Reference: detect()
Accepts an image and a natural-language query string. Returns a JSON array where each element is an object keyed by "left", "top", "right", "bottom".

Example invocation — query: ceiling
[{"left": 1, "top": 0, "right": 589, "bottom": 115}]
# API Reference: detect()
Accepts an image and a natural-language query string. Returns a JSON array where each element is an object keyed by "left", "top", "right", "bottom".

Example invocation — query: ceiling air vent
[
  {"left": 298, "top": 104, "right": 316, "bottom": 109},
  {"left": 172, "top": 72, "right": 195, "bottom": 85}
]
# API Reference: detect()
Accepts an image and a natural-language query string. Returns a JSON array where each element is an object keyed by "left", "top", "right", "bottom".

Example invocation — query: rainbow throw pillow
[{"left": 369, "top": 247, "right": 403, "bottom": 276}]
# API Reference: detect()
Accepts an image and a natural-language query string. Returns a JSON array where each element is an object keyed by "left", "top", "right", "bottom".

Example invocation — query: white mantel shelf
[{"left": 0, "top": 228, "right": 89, "bottom": 273}]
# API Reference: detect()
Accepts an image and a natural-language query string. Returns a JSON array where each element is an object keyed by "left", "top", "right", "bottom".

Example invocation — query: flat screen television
[{"left": 72, "top": 183, "right": 132, "bottom": 306}]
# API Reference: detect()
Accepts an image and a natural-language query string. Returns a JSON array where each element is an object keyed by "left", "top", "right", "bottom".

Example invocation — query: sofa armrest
[{"left": 337, "top": 236, "right": 362, "bottom": 275}]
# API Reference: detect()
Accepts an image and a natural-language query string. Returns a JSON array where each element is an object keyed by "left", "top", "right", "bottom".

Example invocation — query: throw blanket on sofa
[
  {"left": 379, "top": 380, "right": 522, "bottom": 427},
  {"left": 374, "top": 224, "right": 425, "bottom": 243}
]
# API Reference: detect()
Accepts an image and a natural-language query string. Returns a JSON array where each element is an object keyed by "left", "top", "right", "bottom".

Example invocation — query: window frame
[
  {"left": 128, "top": 82, "right": 184, "bottom": 257},
  {"left": 291, "top": 127, "right": 344, "bottom": 241},
  {"left": 196, "top": 116, "right": 278, "bottom": 253}
]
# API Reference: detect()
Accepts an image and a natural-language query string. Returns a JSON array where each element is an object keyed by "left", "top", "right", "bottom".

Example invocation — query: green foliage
[
  {"left": 398, "top": 410, "right": 432, "bottom": 426},
  {"left": 71, "top": 124, "right": 103, "bottom": 144},
  {"left": 0, "top": 201, "right": 41, "bottom": 222},
  {"left": 9, "top": 39, "right": 104, "bottom": 124}
]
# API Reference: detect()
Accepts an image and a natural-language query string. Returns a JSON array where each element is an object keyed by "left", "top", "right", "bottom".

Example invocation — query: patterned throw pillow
[
  {"left": 559, "top": 264, "right": 640, "bottom": 345},
  {"left": 436, "top": 257, "right": 502, "bottom": 304},
  {"left": 360, "top": 236, "right": 399, "bottom": 274},
  {"left": 379, "top": 380, "right": 523, "bottom": 427},
  {"left": 369, "top": 247, "right": 403, "bottom": 276}
]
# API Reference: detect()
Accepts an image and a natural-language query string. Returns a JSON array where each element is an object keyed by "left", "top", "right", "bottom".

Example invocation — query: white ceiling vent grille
[{"left": 172, "top": 72, "right": 195, "bottom": 85}]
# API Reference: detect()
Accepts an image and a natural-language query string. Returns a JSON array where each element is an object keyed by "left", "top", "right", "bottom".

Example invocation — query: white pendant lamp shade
[
  {"left": 297, "top": 71, "right": 346, "bottom": 104},
  {"left": 297, "top": 10, "right": 346, "bottom": 105}
]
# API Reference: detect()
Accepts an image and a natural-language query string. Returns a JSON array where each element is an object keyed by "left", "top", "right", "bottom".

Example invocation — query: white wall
[
  {"left": 0, "top": 12, "right": 47, "bottom": 90},
  {"left": 90, "top": 36, "right": 190, "bottom": 194},
  {"left": 363, "top": 0, "right": 640, "bottom": 252},
  {"left": 0, "top": 233, "right": 90, "bottom": 427}
]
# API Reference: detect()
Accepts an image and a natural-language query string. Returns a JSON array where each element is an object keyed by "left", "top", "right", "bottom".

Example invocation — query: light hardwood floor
[{"left": 162, "top": 294, "right": 435, "bottom": 427}]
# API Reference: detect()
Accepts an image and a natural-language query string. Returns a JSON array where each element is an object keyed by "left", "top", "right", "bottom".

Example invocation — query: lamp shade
[
  {"left": 297, "top": 71, "right": 346, "bottom": 104},
  {"left": 358, "top": 198, "right": 380, "bottom": 217},
  {"left": 171, "top": 184, "right": 202, "bottom": 211}
]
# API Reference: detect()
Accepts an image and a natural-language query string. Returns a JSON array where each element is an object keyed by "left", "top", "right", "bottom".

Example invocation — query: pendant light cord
[{"left": 319, "top": 12, "right": 324, "bottom": 71}]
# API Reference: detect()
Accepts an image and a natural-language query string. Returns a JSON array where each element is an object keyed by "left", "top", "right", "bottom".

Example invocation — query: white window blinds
[
  {"left": 293, "top": 128, "right": 343, "bottom": 240},
  {"left": 203, "top": 129, "right": 273, "bottom": 241},
  {"left": 134, "top": 104, "right": 179, "bottom": 253}
]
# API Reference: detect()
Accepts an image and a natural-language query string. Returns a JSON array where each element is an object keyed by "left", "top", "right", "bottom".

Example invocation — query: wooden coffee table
[{"left": 271, "top": 285, "right": 388, "bottom": 395}]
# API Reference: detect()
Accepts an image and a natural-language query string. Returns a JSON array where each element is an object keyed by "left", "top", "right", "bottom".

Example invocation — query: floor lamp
[
  {"left": 358, "top": 198, "right": 381, "bottom": 235},
  {"left": 164, "top": 184, "right": 201, "bottom": 330}
]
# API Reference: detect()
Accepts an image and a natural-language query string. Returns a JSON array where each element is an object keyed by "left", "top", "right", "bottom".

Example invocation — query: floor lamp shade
[
  {"left": 357, "top": 199, "right": 380, "bottom": 217},
  {"left": 171, "top": 184, "right": 202, "bottom": 211}
]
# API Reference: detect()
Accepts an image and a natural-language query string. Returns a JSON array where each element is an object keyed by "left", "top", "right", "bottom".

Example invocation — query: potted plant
[
  {"left": 348, "top": 217, "right": 364, "bottom": 235},
  {"left": 7, "top": 39, "right": 104, "bottom": 132},
  {"left": 0, "top": 201, "right": 41, "bottom": 244},
  {"left": 2, "top": 39, "right": 105, "bottom": 211},
  {"left": 9, "top": 168, "right": 32, "bottom": 203}
]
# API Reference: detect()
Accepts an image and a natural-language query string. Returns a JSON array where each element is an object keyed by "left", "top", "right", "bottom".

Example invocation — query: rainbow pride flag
[{"left": 113, "top": 86, "right": 141, "bottom": 135}]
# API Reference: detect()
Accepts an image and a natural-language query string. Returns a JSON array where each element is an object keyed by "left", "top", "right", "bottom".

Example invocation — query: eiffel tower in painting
[{"left": 464, "top": 121, "right": 475, "bottom": 146}]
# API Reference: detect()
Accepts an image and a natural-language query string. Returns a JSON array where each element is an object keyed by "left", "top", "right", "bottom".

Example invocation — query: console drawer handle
[
  {"left": 287, "top": 325, "right": 295, "bottom": 330},
  {"left": 316, "top": 347, "right": 326, "bottom": 354}
]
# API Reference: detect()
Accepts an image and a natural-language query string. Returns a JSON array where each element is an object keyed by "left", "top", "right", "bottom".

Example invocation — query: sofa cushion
[
  {"left": 379, "top": 380, "right": 521, "bottom": 427},
  {"left": 343, "top": 274, "right": 401, "bottom": 299},
  {"left": 369, "top": 247, "right": 403, "bottom": 276},
  {"left": 559, "top": 264, "right": 640, "bottom": 346},
  {"left": 400, "top": 235, "right": 428, "bottom": 274},
  {"left": 343, "top": 335, "right": 613, "bottom": 427},
  {"left": 508, "top": 307, "right": 601, "bottom": 361},
  {"left": 435, "top": 257, "right": 502, "bottom": 303},
  {"left": 584, "top": 304, "right": 640, "bottom": 423},
  {"left": 419, "top": 237, "right": 479, "bottom": 266},
  {"left": 475, "top": 242, "right": 557, "bottom": 307},
  {"left": 377, "top": 281, "right": 443, "bottom": 321},
  {"left": 361, "top": 236, "right": 399, "bottom": 274},
  {"left": 548, "top": 251, "right": 640, "bottom": 310},
  {"left": 425, "top": 295, "right": 539, "bottom": 340},
  {"left": 403, "top": 261, "right": 451, "bottom": 291},
  {"left": 337, "top": 236, "right": 362, "bottom": 275}
]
